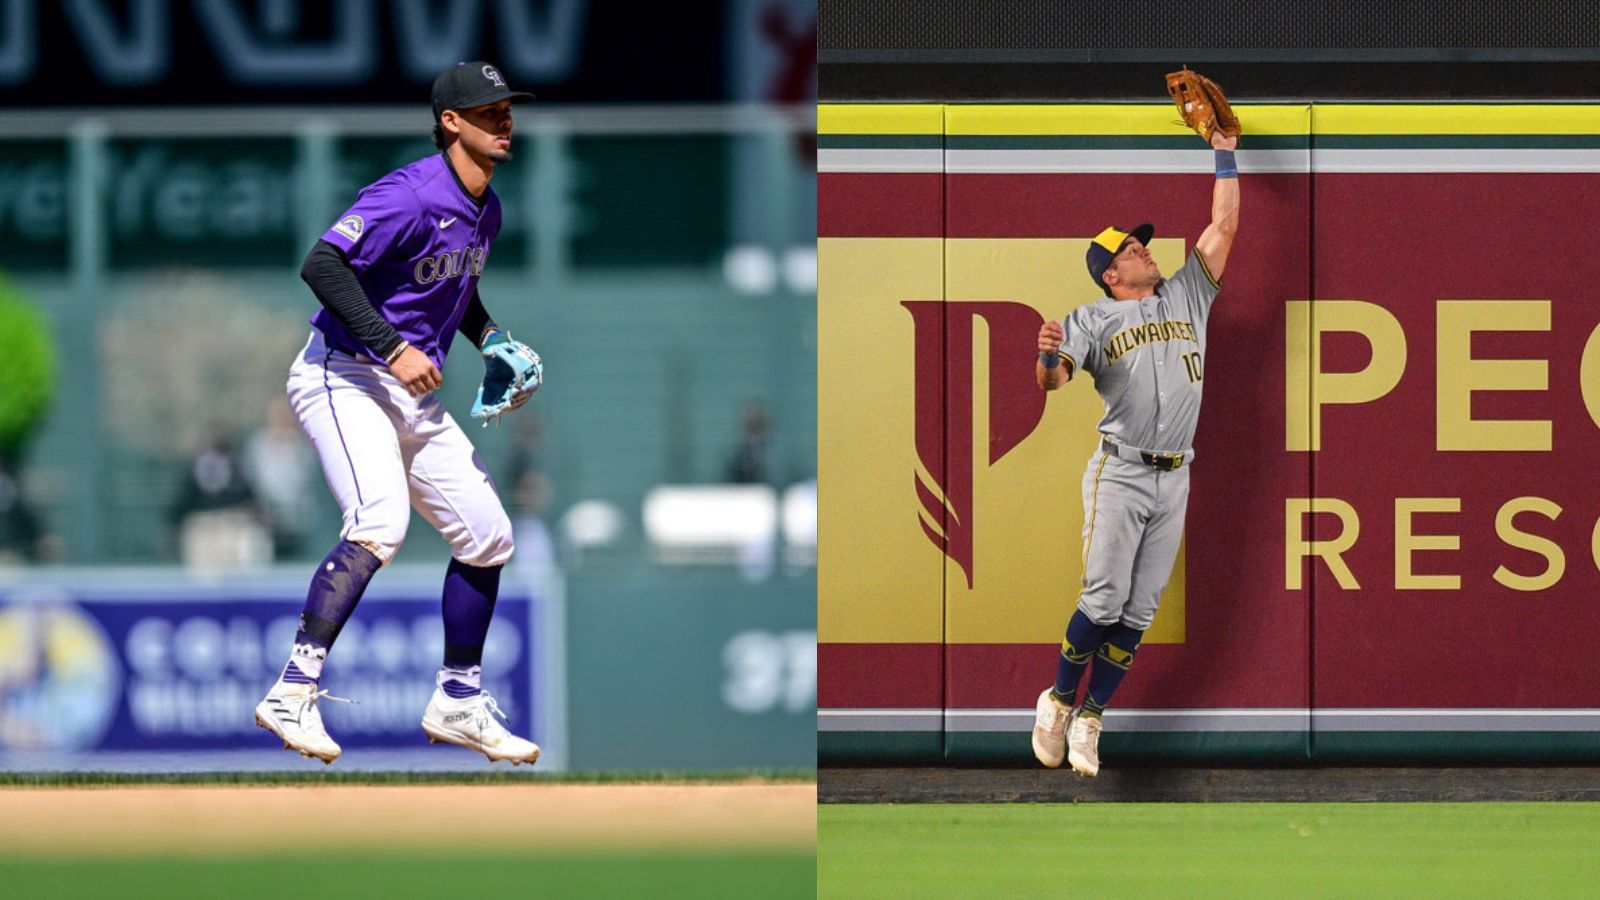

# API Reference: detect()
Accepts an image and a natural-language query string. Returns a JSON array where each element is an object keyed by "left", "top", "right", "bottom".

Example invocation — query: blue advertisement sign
[{"left": 0, "top": 573, "right": 541, "bottom": 765}]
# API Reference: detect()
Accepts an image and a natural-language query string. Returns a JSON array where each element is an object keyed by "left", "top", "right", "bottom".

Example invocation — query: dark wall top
[
  {"left": 819, "top": 0, "right": 1600, "bottom": 100},
  {"left": 821, "top": 0, "right": 1600, "bottom": 57}
]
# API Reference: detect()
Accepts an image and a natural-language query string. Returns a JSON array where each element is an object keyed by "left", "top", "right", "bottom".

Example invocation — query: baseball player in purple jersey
[
  {"left": 254, "top": 62, "right": 543, "bottom": 765},
  {"left": 1030, "top": 129, "right": 1241, "bottom": 776}
]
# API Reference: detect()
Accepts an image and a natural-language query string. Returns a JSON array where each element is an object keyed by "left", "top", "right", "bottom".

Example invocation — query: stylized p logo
[{"left": 903, "top": 301, "right": 1048, "bottom": 588}]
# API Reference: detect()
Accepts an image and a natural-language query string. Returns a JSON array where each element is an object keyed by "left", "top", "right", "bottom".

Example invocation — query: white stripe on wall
[
  {"left": 817, "top": 709, "right": 943, "bottom": 732},
  {"left": 817, "top": 148, "right": 944, "bottom": 173},
  {"left": 946, "top": 148, "right": 1309, "bottom": 174},
  {"left": 1313, "top": 148, "right": 1600, "bottom": 172},
  {"left": 819, "top": 148, "right": 1600, "bottom": 175},
  {"left": 944, "top": 708, "right": 1310, "bottom": 733},
  {"left": 820, "top": 708, "right": 1600, "bottom": 732},
  {"left": 1313, "top": 709, "right": 1600, "bottom": 731}
]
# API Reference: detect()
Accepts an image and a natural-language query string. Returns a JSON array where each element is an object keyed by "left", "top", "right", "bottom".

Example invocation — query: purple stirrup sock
[
  {"left": 275, "top": 541, "right": 380, "bottom": 685},
  {"left": 293, "top": 540, "right": 383, "bottom": 652},
  {"left": 441, "top": 558, "right": 502, "bottom": 695}
]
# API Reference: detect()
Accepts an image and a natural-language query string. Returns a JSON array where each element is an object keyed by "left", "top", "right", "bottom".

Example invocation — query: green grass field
[
  {"left": 0, "top": 852, "right": 816, "bottom": 900},
  {"left": 819, "top": 803, "right": 1600, "bottom": 897}
]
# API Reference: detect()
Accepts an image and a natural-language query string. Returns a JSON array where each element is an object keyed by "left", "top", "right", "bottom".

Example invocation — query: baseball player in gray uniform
[
  {"left": 1031, "top": 130, "right": 1240, "bottom": 775},
  {"left": 253, "top": 62, "right": 543, "bottom": 765}
]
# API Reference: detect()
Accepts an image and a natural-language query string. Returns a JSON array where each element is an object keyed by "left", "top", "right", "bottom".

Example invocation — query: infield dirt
[{"left": 1, "top": 783, "right": 816, "bottom": 857}]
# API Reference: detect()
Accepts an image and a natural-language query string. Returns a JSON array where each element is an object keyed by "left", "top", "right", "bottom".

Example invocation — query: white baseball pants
[{"left": 286, "top": 331, "right": 514, "bottom": 567}]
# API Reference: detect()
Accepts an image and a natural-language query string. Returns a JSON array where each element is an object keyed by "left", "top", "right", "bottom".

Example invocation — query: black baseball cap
[
  {"left": 431, "top": 61, "right": 535, "bottom": 120},
  {"left": 1085, "top": 223, "right": 1155, "bottom": 297}
]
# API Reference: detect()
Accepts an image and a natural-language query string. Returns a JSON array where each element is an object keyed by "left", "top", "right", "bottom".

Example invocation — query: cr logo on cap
[{"left": 483, "top": 65, "right": 505, "bottom": 87}]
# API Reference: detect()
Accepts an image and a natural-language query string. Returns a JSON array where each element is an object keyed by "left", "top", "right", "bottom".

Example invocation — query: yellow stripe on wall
[
  {"left": 945, "top": 104, "right": 1311, "bottom": 136},
  {"left": 821, "top": 103, "right": 1600, "bottom": 138},
  {"left": 1315, "top": 104, "right": 1600, "bottom": 135},
  {"left": 819, "top": 102, "right": 1593, "bottom": 137},
  {"left": 818, "top": 103, "right": 943, "bottom": 135}
]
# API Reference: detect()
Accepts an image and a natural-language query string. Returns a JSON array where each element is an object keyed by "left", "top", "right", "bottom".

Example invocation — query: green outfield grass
[
  {"left": 819, "top": 802, "right": 1600, "bottom": 897},
  {"left": 0, "top": 852, "right": 815, "bottom": 900}
]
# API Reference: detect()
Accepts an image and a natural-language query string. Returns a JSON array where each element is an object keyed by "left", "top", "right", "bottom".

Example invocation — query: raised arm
[{"left": 1194, "top": 132, "right": 1240, "bottom": 281}]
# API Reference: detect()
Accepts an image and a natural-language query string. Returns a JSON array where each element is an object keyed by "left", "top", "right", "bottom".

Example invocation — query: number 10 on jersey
[{"left": 1182, "top": 351, "right": 1203, "bottom": 383}]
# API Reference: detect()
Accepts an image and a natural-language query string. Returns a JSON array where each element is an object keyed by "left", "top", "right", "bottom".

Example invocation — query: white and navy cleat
[
  {"left": 421, "top": 682, "right": 541, "bottom": 766},
  {"left": 254, "top": 681, "right": 355, "bottom": 765}
]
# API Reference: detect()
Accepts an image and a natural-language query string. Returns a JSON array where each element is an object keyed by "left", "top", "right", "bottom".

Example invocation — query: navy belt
[{"left": 1102, "top": 438, "right": 1186, "bottom": 472}]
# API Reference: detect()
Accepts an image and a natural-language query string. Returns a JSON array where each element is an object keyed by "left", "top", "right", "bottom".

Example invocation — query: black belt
[{"left": 1102, "top": 438, "right": 1185, "bottom": 471}]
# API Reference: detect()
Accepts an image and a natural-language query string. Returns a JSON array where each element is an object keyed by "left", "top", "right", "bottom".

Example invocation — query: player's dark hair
[{"left": 432, "top": 122, "right": 448, "bottom": 150}]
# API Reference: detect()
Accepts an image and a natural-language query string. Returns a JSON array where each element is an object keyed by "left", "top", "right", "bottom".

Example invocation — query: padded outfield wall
[{"left": 818, "top": 102, "right": 1600, "bottom": 764}]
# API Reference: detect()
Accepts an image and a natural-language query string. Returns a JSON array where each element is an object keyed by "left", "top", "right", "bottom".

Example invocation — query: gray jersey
[{"left": 1055, "top": 248, "right": 1221, "bottom": 453}]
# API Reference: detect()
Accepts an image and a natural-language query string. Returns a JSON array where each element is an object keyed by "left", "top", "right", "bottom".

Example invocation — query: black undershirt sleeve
[
  {"left": 300, "top": 240, "right": 406, "bottom": 361},
  {"left": 456, "top": 288, "right": 501, "bottom": 349}
]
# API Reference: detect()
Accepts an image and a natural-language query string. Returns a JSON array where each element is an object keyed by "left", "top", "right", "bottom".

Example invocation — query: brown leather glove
[{"left": 1166, "top": 67, "right": 1242, "bottom": 143}]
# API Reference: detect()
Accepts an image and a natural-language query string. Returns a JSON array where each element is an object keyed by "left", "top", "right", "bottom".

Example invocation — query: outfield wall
[{"left": 818, "top": 103, "right": 1600, "bottom": 763}]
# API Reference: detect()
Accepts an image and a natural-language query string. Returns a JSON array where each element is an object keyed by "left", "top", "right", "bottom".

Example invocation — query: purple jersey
[{"left": 312, "top": 154, "right": 502, "bottom": 368}]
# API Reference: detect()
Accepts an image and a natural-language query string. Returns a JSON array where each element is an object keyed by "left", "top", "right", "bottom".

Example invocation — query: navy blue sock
[
  {"left": 1051, "top": 609, "right": 1109, "bottom": 707},
  {"left": 292, "top": 540, "right": 382, "bottom": 653},
  {"left": 441, "top": 559, "right": 501, "bottom": 696},
  {"left": 1080, "top": 622, "right": 1145, "bottom": 719}
]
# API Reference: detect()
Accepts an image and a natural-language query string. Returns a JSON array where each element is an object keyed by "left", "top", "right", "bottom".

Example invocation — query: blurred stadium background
[{"left": 0, "top": 0, "right": 817, "bottom": 776}]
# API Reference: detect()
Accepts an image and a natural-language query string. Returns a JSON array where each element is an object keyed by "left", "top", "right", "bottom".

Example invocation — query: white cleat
[
  {"left": 421, "top": 685, "right": 541, "bottom": 766},
  {"left": 1031, "top": 688, "right": 1070, "bottom": 768},
  {"left": 1067, "top": 713, "right": 1103, "bottom": 777},
  {"left": 253, "top": 681, "right": 355, "bottom": 765}
]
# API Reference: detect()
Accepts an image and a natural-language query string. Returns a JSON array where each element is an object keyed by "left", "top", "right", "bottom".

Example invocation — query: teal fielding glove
[{"left": 470, "top": 331, "right": 543, "bottom": 426}]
